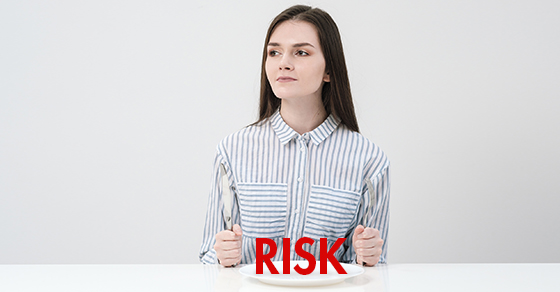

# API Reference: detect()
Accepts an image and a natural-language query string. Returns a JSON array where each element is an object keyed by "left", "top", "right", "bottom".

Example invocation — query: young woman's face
[{"left": 265, "top": 20, "right": 330, "bottom": 101}]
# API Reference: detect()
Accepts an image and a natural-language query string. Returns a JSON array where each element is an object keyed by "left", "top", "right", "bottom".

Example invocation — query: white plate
[{"left": 239, "top": 261, "right": 364, "bottom": 287}]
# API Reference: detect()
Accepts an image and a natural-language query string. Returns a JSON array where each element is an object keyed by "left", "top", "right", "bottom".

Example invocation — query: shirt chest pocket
[
  {"left": 303, "top": 185, "right": 361, "bottom": 240},
  {"left": 236, "top": 183, "right": 288, "bottom": 238}
]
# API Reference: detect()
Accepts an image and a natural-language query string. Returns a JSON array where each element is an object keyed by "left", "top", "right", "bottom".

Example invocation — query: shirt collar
[{"left": 270, "top": 110, "right": 339, "bottom": 146}]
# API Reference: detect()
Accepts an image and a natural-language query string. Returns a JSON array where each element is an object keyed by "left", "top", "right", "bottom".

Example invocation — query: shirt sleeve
[
  {"left": 199, "top": 148, "right": 240, "bottom": 264},
  {"left": 367, "top": 165, "right": 391, "bottom": 263},
  {"left": 340, "top": 159, "right": 391, "bottom": 264}
]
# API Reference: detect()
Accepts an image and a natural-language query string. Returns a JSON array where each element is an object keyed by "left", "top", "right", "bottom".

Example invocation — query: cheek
[
  {"left": 265, "top": 56, "right": 278, "bottom": 71},
  {"left": 307, "top": 64, "right": 327, "bottom": 83},
  {"left": 302, "top": 65, "right": 327, "bottom": 92},
  {"left": 265, "top": 59, "right": 275, "bottom": 81}
]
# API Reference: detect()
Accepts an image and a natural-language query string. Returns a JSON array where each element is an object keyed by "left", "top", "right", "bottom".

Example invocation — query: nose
[{"left": 278, "top": 55, "right": 293, "bottom": 71}]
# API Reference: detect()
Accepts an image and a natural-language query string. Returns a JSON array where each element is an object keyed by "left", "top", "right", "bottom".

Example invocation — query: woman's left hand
[{"left": 352, "top": 225, "right": 383, "bottom": 266}]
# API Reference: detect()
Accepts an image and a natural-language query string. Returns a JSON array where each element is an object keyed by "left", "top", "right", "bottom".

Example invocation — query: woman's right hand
[{"left": 214, "top": 224, "right": 243, "bottom": 267}]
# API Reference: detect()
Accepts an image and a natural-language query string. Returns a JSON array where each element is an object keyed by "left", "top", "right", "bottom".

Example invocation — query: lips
[{"left": 277, "top": 76, "right": 297, "bottom": 82}]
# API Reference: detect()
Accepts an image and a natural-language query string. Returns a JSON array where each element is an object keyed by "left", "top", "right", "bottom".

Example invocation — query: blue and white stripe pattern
[{"left": 200, "top": 110, "right": 390, "bottom": 264}]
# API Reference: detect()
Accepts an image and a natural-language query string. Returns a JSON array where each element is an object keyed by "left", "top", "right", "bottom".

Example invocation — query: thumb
[
  {"left": 232, "top": 224, "right": 242, "bottom": 236},
  {"left": 354, "top": 225, "right": 365, "bottom": 240}
]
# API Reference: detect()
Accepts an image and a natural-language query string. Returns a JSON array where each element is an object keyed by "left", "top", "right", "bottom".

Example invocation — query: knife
[{"left": 220, "top": 163, "right": 233, "bottom": 230}]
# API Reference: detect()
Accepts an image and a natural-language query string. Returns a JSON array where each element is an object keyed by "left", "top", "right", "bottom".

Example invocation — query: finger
[
  {"left": 217, "top": 249, "right": 242, "bottom": 264},
  {"left": 219, "top": 249, "right": 242, "bottom": 260},
  {"left": 354, "top": 236, "right": 373, "bottom": 249},
  {"left": 220, "top": 257, "right": 241, "bottom": 267},
  {"left": 232, "top": 224, "right": 243, "bottom": 236},
  {"left": 358, "top": 227, "right": 379, "bottom": 240},
  {"left": 218, "top": 240, "right": 242, "bottom": 251},
  {"left": 360, "top": 255, "right": 380, "bottom": 266},
  {"left": 353, "top": 225, "right": 365, "bottom": 241},
  {"left": 356, "top": 237, "right": 383, "bottom": 249},
  {"left": 356, "top": 254, "right": 378, "bottom": 266},
  {"left": 355, "top": 246, "right": 380, "bottom": 257},
  {"left": 225, "top": 253, "right": 242, "bottom": 266},
  {"left": 356, "top": 255, "right": 363, "bottom": 265},
  {"left": 215, "top": 230, "right": 238, "bottom": 241}
]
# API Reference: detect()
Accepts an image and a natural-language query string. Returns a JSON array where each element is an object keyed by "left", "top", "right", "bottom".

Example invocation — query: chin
[
  {"left": 272, "top": 90, "right": 293, "bottom": 100},
  {"left": 274, "top": 94, "right": 297, "bottom": 100}
]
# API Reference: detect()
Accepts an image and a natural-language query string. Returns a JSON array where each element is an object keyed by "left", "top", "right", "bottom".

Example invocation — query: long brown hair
[{"left": 254, "top": 5, "right": 360, "bottom": 132}]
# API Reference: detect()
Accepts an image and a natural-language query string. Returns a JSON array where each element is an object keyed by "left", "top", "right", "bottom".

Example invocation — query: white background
[{"left": 1, "top": 0, "right": 559, "bottom": 264}]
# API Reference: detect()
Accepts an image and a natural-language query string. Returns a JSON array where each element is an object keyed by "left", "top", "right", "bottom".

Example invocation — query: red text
[{"left": 256, "top": 237, "right": 347, "bottom": 275}]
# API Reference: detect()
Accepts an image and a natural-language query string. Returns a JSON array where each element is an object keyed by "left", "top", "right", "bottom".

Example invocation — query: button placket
[
  {"left": 292, "top": 137, "right": 308, "bottom": 241},
  {"left": 296, "top": 137, "right": 311, "bottom": 240}
]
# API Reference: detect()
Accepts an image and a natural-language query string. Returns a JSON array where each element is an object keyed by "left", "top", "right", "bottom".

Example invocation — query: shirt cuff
[{"left": 200, "top": 249, "right": 218, "bottom": 264}]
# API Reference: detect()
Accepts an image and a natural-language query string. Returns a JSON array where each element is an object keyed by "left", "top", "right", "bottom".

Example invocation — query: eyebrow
[{"left": 267, "top": 42, "right": 315, "bottom": 48}]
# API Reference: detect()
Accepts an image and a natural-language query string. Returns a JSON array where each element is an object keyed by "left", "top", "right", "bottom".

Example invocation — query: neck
[{"left": 280, "top": 97, "right": 327, "bottom": 135}]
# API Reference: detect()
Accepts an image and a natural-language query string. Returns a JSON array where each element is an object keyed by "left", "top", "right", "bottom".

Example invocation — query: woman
[{"left": 199, "top": 5, "right": 390, "bottom": 267}]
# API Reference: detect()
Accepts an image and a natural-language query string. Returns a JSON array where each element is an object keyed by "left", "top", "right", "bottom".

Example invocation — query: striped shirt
[{"left": 199, "top": 110, "right": 390, "bottom": 264}]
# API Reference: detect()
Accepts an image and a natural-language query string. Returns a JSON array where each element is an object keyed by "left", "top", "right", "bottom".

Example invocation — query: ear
[{"left": 323, "top": 71, "right": 330, "bottom": 82}]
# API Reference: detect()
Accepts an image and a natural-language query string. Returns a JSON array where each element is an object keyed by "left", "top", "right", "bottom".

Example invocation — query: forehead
[{"left": 269, "top": 20, "right": 320, "bottom": 46}]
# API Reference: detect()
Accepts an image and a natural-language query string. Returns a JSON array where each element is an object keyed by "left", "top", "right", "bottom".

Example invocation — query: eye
[
  {"left": 295, "top": 50, "right": 309, "bottom": 56},
  {"left": 268, "top": 50, "right": 280, "bottom": 57}
]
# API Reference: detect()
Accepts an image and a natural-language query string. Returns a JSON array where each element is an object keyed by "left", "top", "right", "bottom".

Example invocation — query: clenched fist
[
  {"left": 352, "top": 225, "right": 383, "bottom": 266},
  {"left": 214, "top": 224, "right": 243, "bottom": 267}
]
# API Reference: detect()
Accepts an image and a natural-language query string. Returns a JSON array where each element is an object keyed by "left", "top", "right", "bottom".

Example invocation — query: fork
[
  {"left": 359, "top": 178, "right": 377, "bottom": 266},
  {"left": 362, "top": 178, "right": 377, "bottom": 228}
]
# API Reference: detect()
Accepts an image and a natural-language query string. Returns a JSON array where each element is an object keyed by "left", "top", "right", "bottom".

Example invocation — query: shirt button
[
  {"left": 294, "top": 209, "right": 300, "bottom": 214},
  {"left": 298, "top": 177, "right": 303, "bottom": 182},
  {"left": 300, "top": 147, "right": 305, "bottom": 152}
]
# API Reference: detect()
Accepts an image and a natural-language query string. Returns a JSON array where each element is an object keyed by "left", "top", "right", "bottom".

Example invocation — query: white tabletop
[{"left": 1, "top": 263, "right": 558, "bottom": 292}]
